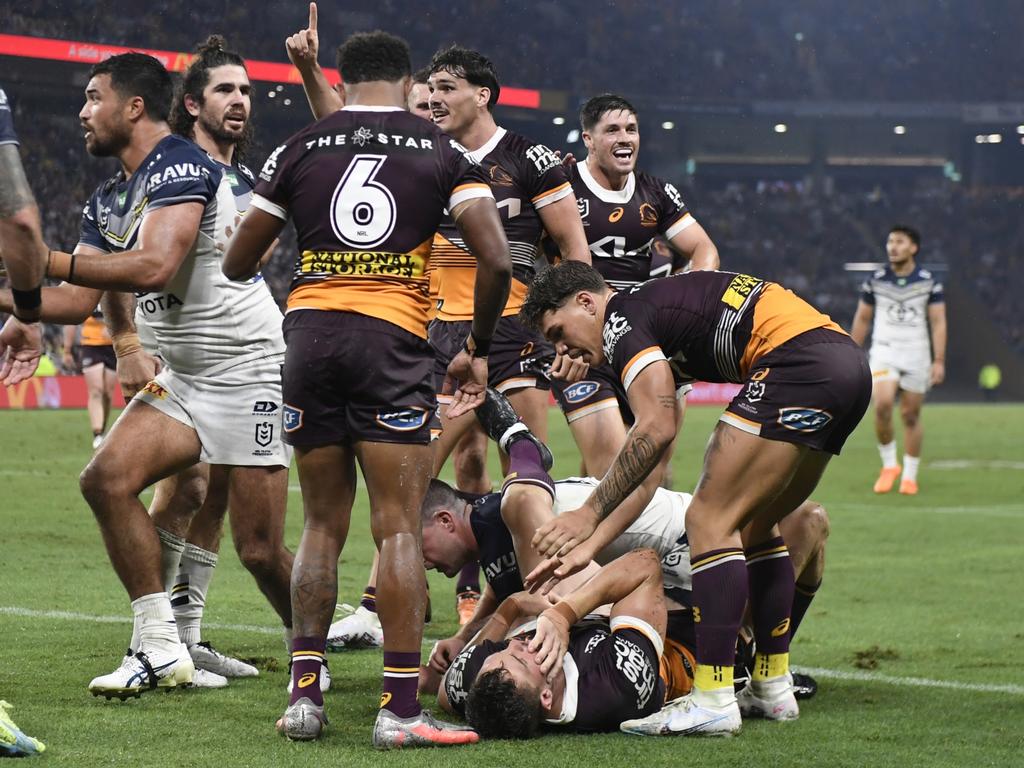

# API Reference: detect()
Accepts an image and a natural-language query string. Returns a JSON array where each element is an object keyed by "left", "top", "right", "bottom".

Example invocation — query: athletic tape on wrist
[{"left": 112, "top": 332, "right": 142, "bottom": 358}]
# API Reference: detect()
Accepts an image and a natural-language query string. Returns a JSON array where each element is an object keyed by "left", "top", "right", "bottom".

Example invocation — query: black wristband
[
  {"left": 12, "top": 285, "right": 43, "bottom": 321},
  {"left": 465, "top": 333, "right": 491, "bottom": 358},
  {"left": 67, "top": 252, "right": 77, "bottom": 283}
]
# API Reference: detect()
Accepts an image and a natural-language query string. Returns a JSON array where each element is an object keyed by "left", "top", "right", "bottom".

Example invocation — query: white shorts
[
  {"left": 136, "top": 355, "right": 292, "bottom": 467},
  {"left": 553, "top": 478, "right": 692, "bottom": 594},
  {"left": 869, "top": 348, "right": 931, "bottom": 394}
]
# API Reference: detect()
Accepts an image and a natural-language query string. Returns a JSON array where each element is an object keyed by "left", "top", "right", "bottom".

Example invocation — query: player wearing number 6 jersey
[{"left": 224, "top": 31, "right": 511, "bottom": 749}]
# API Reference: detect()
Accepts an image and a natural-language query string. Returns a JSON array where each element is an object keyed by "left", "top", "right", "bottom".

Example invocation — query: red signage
[
  {"left": 1, "top": 375, "right": 126, "bottom": 409},
  {"left": 0, "top": 34, "right": 541, "bottom": 108}
]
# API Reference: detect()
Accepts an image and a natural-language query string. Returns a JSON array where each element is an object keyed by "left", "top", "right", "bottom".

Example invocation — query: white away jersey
[
  {"left": 78, "top": 134, "right": 283, "bottom": 376},
  {"left": 860, "top": 265, "right": 943, "bottom": 355}
]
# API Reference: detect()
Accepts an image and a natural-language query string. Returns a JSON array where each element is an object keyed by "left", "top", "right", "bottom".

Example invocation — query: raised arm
[{"left": 285, "top": 2, "right": 344, "bottom": 120}]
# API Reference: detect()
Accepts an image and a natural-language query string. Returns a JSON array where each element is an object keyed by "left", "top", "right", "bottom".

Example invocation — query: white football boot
[
  {"left": 89, "top": 645, "right": 194, "bottom": 700},
  {"left": 188, "top": 641, "right": 259, "bottom": 678},
  {"left": 327, "top": 604, "right": 383, "bottom": 651},
  {"left": 737, "top": 675, "right": 800, "bottom": 721},
  {"left": 620, "top": 693, "right": 742, "bottom": 737}
]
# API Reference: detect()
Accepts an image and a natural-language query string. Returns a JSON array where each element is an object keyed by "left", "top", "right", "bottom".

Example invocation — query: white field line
[
  {"left": 929, "top": 460, "right": 1024, "bottom": 470},
  {"left": 833, "top": 503, "right": 1024, "bottom": 518},
  {"left": 3, "top": 605, "right": 1022, "bottom": 695}
]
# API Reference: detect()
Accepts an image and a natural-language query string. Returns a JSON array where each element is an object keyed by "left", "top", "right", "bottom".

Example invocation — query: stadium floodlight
[
  {"left": 661, "top": 121, "right": 675, "bottom": 130},
  {"left": 566, "top": 129, "right": 580, "bottom": 143},
  {"left": 989, "top": 133, "right": 1003, "bottom": 143},
  {"left": 283, "top": 99, "right": 292, "bottom": 106},
  {"left": 774, "top": 123, "right": 787, "bottom": 133},
  {"left": 552, "top": 116, "right": 565, "bottom": 125},
  {"left": 1017, "top": 125, "right": 1024, "bottom": 134},
  {"left": 893, "top": 125, "right": 906, "bottom": 135}
]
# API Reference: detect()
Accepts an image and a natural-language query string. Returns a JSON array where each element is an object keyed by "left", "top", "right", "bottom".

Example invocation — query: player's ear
[
  {"left": 436, "top": 509, "right": 456, "bottom": 531},
  {"left": 401, "top": 75, "right": 412, "bottom": 101},
  {"left": 539, "top": 685, "right": 554, "bottom": 711},
  {"left": 126, "top": 94, "right": 146, "bottom": 122},
  {"left": 184, "top": 92, "right": 201, "bottom": 119},
  {"left": 581, "top": 130, "right": 593, "bottom": 151},
  {"left": 576, "top": 291, "right": 596, "bottom": 314},
  {"left": 476, "top": 86, "right": 490, "bottom": 111}
]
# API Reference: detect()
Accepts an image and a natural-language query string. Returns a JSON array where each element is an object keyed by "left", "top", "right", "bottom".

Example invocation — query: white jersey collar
[
  {"left": 579, "top": 159, "right": 635, "bottom": 205},
  {"left": 466, "top": 126, "right": 507, "bottom": 163}
]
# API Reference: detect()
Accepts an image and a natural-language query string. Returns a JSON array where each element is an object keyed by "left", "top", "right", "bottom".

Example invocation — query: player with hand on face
[{"left": 521, "top": 262, "right": 870, "bottom": 736}]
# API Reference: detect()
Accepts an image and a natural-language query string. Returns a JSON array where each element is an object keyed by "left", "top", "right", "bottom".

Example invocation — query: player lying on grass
[
  {"left": 420, "top": 390, "right": 829, "bottom": 706},
  {"left": 457, "top": 548, "right": 682, "bottom": 736}
]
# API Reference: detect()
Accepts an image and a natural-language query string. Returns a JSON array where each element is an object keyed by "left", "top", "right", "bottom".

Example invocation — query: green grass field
[{"left": 2, "top": 404, "right": 1022, "bottom": 766}]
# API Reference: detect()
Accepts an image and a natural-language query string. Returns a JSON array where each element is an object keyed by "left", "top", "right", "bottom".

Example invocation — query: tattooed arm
[
  {"left": 531, "top": 360, "right": 679, "bottom": 560},
  {"left": 0, "top": 144, "right": 47, "bottom": 295}
]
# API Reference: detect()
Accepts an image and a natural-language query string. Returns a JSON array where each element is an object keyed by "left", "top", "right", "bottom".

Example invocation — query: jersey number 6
[{"left": 330, "top": 154, "right": 397, "bottom": 249}]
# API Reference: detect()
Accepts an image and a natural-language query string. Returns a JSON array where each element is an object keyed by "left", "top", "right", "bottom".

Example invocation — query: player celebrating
[
  {"left": 521, "top": 262, "right": 870, "bottom": 736},
  {"left": 851, "top": 225, "right": 946, "bottom": 495},
  {"left": 223, "top": 31, "right": 510, "bottom": 747},
  {"left": 35, "top": 51, "right": 295, "bottom": 699},
  {"left": 551, "top": 93, "right": 719, "bottom": 479}
]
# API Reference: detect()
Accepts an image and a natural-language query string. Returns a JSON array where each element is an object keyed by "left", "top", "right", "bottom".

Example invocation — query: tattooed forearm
[
  {"left": 592, "top": 430, "right": 665, "bottom": 519},
  {"left": 0, "top": 146, "right": 36, "bottom": 218}
]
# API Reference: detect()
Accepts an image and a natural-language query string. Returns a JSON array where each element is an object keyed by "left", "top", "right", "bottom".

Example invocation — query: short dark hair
[
  {"left": 579, "top": 93, "right": 638, "bottom": 131},
  {"left": 336, "top": 31, "right": 411, "bottom": 84},
  {"left": 465, "top": 668, "right": 542, "bottom": 739},
  {"left": 428, "top": 45, "right": 500, "bottom": 111},
  {"left": 168, "top": 36, "right": 252, "bottom": 156},
  {"left": 520, "top": 262, "right": 608, "bottom": 331},
  {"left": 90, "top": 52, "right": 173, "bottom": 122},
  {"left": 412, "top": 66, "right": 430, "bottom": 86},
  {"left": 420, "top": 478, "right": 462, "bottom": 524},
  {"left": 889, "top": 224, "right": 921, "bottom": 248}
]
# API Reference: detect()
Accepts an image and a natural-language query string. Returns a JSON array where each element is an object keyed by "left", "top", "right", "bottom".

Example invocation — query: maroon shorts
[
  {"left": 429, "top": 315, "right": 553, "bottom": 398},
  {"left": 721, "top": 328, "right": 871, "bottom": 455},
  {"left": 80, "top": 344, "right": 116, "bottom": 371},
  {"left": 550, "top": 363, "right": 632, "bottom": 424},
  {"left": 281, "top": 310, "right": 435, "bottom": 447}
]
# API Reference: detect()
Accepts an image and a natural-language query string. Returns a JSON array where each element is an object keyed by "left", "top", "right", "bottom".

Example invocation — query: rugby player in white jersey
[
  {"left": 28, "top": 51, "right": 295, "bottom": 699},
  {"left": 851, "top": 225, "right": 947, "bottom": 495}
]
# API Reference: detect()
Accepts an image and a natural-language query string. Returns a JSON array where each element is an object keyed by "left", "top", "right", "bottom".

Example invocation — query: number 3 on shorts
[{"left": 330, "top": 154, "right": 397, "bottom": 248}]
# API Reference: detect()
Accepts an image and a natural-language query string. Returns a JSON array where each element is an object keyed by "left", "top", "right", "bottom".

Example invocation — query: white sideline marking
[
  {"left": 0, "top": 606, "right": 280, "bottom": 636},
  {"left": 796, "top": 666, "right": 1024, "bottom": 696},
  {"left": 3, "top": 605, "right": 1022, "bottom": 695},
  {"left": 929, "top": 460, "right": 1024, "bottom": 471},
  {"left": 835, "top": 503, "right": 1024, "bottom": 519}
]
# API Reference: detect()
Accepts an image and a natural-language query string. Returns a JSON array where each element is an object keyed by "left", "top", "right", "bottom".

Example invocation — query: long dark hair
[{"left": 168, "top": 35, "right": 252, "bottom": 160}]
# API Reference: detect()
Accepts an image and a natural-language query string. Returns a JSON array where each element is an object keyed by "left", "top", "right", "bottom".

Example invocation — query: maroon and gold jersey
[
  {"left": 604, "top": 271, "right": 844, "bottom": 391},
  {"left": 432, "top": 127, "right": 573, "bottom": 321},
  {"left": 573, "top": 161, "right": 694, "bottom": 290},
  {"left": 252, "top": 106, "right": 492, "bottom": 339}
]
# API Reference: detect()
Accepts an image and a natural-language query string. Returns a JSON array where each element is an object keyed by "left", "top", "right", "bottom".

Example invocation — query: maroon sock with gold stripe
[
  {"left": 289, "top": 637, "right": 326, "bottom": 706},
  {"left": 746, "top": 536, "right": 795, "bottom": 656},
  {"left": 691, "top": 547, "right": 748, "bottom": 685},
  {"left": 382, "top": 651, "right": 421, "bottom": 718}
]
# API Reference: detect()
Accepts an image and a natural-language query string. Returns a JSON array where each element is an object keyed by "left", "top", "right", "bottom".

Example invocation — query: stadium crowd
[
  {"left": 8, "top": 107, "right": 1023, "bottom": 358},
  {"left": 6, "top": 0, "right": 1024, "bottom": 102}
]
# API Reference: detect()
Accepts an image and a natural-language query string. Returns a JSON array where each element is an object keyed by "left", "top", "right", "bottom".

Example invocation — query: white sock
[
  {"left": 129, "top": 616, "right": 142, "bottom": 655},
  {"left": 903, "top": 454, "right": 920, "bottom": 482},
  {"left": 878, "top": 441, "right": 898, "bottom": 469},
  {"left": 156, "top": 527, "right": 186, "bottom": 594},
  {"left": 172, "top": 543, "right": 218, "bottom": 646},
  {"left": 132, "top": 593, "right": 180, "bottom": 656}
]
